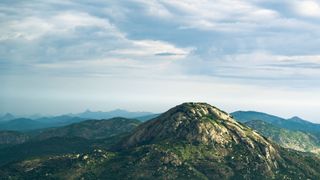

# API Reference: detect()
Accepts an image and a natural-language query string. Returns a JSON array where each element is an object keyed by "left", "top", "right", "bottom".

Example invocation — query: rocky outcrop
[{"left": 121, "top": 103, "right": 280, "bottom": 169}]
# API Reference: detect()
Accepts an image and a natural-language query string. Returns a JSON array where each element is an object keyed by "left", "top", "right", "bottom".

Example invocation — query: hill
[
  {"left": 74, "top": 109, "right": 153, "bottom": 120},
  {"left": 34, "top": 117, "right": 141, "bottom": 140},
  {"left": 1, "top": 103, "right": 320, "bottom": 179},
  {"left": 0, "top": 116, "right": 85, "bottom": 131},
  {"left": 0, "top": 113, "right": 15, "bottom": 121},
  {"left": 35, "top": 115, "right": 84, "bottom": 126},
  {"left": 231, "top": 111, "right": 320, "bottom": 134},
  {"left": 135, "top": 113, "right": 159, "bottom": 121},
  {"left": 0, "top": 111, "right": 154, "bottom": 132},
  {"left": 0, "top": 118, "right": 46, "bottom": 131},
  {"left": 245, "top": 120, "right": 320, "bottom": 155}
]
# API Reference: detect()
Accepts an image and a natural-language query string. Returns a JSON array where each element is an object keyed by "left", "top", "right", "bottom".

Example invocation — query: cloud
[
  {"left": 0, "top": 11, "right": 121, "bottom": 42},
  {"left": 0, "top": 6, "right": 192, "bottom": 76},
  {"left": 133, "top": 0, "right": 173, "bottom": 18},
  {"left": 1, "top": 0, "right": 320, "bottom": 83},
  {"left": 110, "top": 40, "right": 192, "bottom": 59},
  {"left": 178, "top": 52, "right": 320, "bottom": 84},
  {"left": 1, "top": 0, "right": 320, "bottom": 121},
  {"left": 291, "top": 0, "right": 320, "bottom": 18},
  {"left": 134, "top": 0, "right": 280, "bottom": 32}
]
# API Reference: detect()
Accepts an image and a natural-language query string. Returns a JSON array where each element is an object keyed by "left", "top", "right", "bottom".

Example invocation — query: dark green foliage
[
  {"left": 33, "top": 117, "right": 141, "bottom": 140},
  {"left": 3, "top": 140, "right": 320, "bottom": 180},
  {"left": 0, "top": 137, "right": 95, "bottom": 166},
  {"left": 0, "top": 118, "right": 140, "bottom": 166}
]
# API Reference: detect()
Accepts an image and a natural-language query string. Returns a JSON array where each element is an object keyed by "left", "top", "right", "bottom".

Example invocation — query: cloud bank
[{"left": 1, "top": 0, "right": 320, "bottom": 121}]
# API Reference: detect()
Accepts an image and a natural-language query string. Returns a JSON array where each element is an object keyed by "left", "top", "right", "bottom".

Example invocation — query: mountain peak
[
  {"left": 287, "top": 116, "right": 313, "bottom": 124},
  {"left": 3, "top": 113, "right": 14, "bottom": 117},
  {"left": 0, "top": 113, "right": 15, "bottom": 121},
  {"left": 165, "top": 102, "right": 231, "bottom": 119},
  {"left": 288, "top": 116, "right": 303, "bottom": 121},
  {"left": 121, "top": 103, "right": 279, "bottom": 163}
]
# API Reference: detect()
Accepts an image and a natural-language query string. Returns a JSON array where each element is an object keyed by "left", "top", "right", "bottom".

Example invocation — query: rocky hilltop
[
  {"left": 124, "top": 103, "right": 273, "bottom": 146},
  {"left": 122, "top": 103, "right": 279, "bottom": 168}
]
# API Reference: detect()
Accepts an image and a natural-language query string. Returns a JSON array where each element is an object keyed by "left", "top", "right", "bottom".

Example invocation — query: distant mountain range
[
  {"left": 33, "top": 117, "right": 141, "bottom": 141},
  {"left": 3, "top": 109, "right": 319, "bottom": 132},
  {"left": 0, "top": 109, "right": 155, "bottom": 131},
  {"left": 0, "top": 116, "right": 85, "bottom": 131},
  {"left": 1, "top": 109, "right": 320, "bottom": 155},
  {"left": 231, "top": 111, "right": 320, "bottom": 133},
  {"left": 1, "top": 103, "right": 319, "bottom": 179},
  {"left": 0, "top": 113, "right": 15, "bottom": 121},
  {"left": 72, "top": 109, "right": 153, "bottom": 120}
]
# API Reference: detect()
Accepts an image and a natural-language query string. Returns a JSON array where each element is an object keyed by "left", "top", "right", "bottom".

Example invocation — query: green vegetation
[
  {"left": 0, "top": 118, "right": 141, "bottom": 166},
  {"left": 33, "top": 117, "right": 141, "bottom": 140},
  {"left": 1, "top": 103, "right": 320, "bottom": 179},
  {"left": 245, "top": 120, "right": 320, "bottom": 155}
]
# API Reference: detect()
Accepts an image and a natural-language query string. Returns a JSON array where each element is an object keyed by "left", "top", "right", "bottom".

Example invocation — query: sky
[{"left": 1, "top": 0, "right": 320, "bottom": 122}]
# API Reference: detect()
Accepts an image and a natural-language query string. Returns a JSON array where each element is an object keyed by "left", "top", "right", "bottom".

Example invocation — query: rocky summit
[
  {"left": 1, "top": 103, "right": 320, "bottom": 179},
  {"left": 122, "top": 102, "right": 279, "bottom": 163},
  {"left": 115, "top": 103, "right": 281, "bottom": 177},
  {"left": 124, "top": 103, "right": 271, "bottom": 145}
]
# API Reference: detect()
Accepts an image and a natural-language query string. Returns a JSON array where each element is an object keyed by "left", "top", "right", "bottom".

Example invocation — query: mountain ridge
[
  {"left": 231, "top": 110, "right": 320, "bottom": 133},
  {"left": 244, "top": 120, "right": 320, "bottom": 155}
]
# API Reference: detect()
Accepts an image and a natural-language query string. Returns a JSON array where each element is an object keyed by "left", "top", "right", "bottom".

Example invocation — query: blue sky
[{"left": 1, "top": 0, "right": 320, "bottom": 122}]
